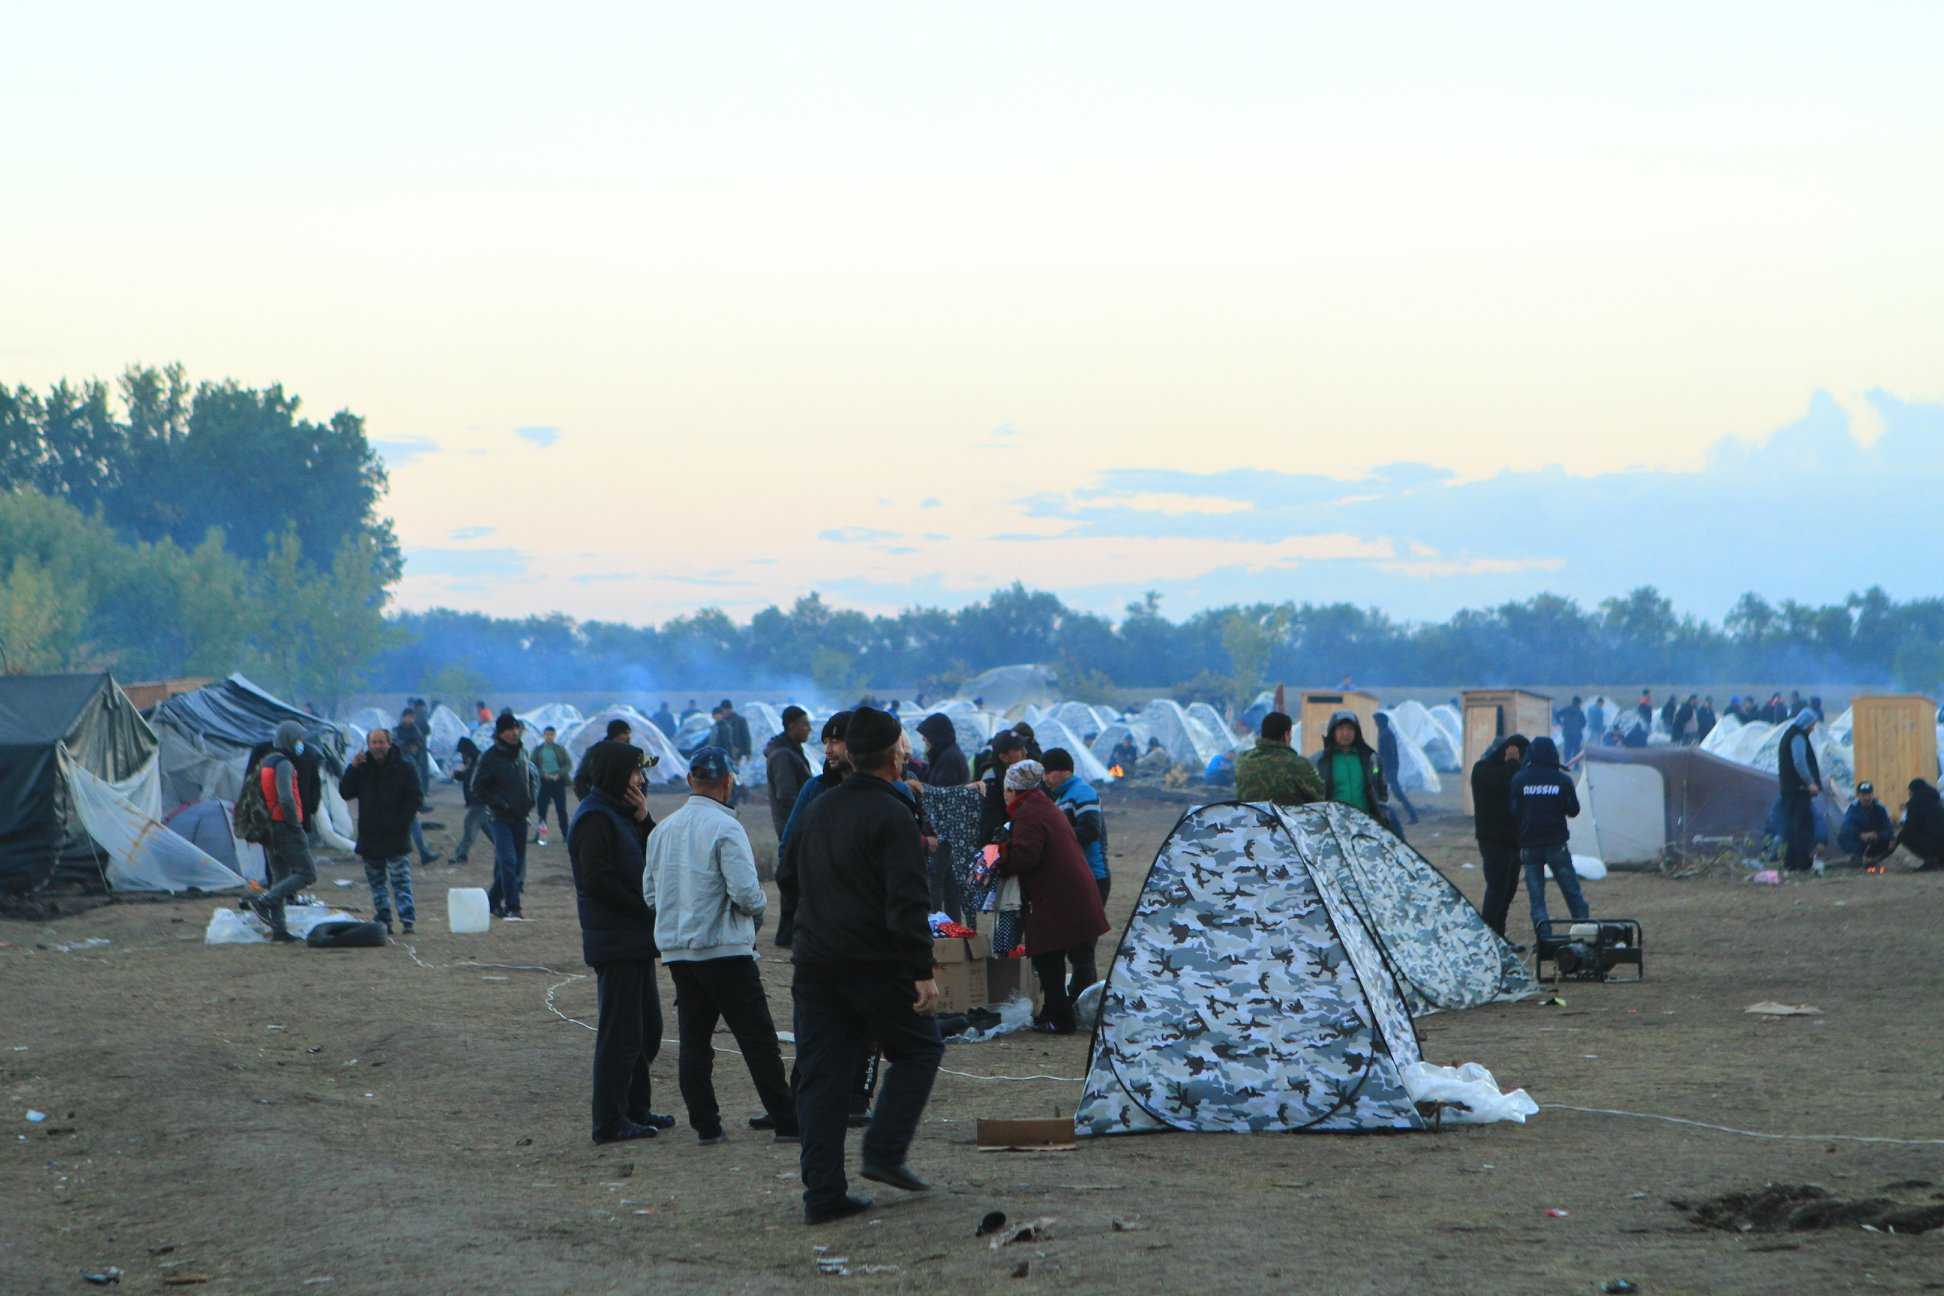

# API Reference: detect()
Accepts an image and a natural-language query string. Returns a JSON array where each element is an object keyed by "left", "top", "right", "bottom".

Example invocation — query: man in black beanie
[{"left": 788, "top": 706, "right": 942, "bottom": 1225}]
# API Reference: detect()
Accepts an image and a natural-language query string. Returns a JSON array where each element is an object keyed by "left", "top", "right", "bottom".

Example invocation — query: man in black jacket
[
  {"left": 1469, "top": 732, "right": 1528, "bottom": 938},
  {"left": 789, "top": 707, "right": 943, "bottom": 1226},
  {"left": 1777, "top": 708, "right": 1823, "bottom": 872},
  {"left": 766, "top": 706, "right": 814, "bottom": 843},
  {"left": 473, "top": 711, "right": 539, "bottom": 920},
  {"left": 453, "top": 737, "right": 488, "bottom": 864},
  {"left": 1509, "top": 737, "right": 1588, "bottom": 933},
  {"left": 1555, "top": 698, "right": 1586, "bottom": 765},
  {"left": 568, "top": 741, "right": 674, "bottom": 1143},
  {"left": 338, "top": 727, "right": 424, "bottom": 934},
  {"left": 1372, "top": 712, "right": 1419, "bottom": 827}
]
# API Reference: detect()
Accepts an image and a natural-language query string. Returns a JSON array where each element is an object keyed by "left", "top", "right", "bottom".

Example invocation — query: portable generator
[{"left": 1534, "top": 918, "right": 1643, "bottom": 983}]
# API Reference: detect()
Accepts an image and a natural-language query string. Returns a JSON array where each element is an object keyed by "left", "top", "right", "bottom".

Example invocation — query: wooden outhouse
[
  {"left": 1848, "top": 695, "right": 1939, "bottom": 816},
  {"left": 1461, "top": 689, "right": 1554, "bottom": 814}
]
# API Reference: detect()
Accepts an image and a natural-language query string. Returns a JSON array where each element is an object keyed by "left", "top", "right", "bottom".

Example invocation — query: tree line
[{"left": 7, "top": 364, "right": 1942, "bottom": 711}]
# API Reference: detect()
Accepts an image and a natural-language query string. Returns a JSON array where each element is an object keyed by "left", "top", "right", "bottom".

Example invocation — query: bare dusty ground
[{"left": 6, "top": 780, "right": 1943, "bottom": 1295}]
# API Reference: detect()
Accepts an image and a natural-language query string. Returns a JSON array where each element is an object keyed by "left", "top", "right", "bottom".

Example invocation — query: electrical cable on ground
[{"left": 1546, "top": 1104, "right": 1944, "bottom": 1146}]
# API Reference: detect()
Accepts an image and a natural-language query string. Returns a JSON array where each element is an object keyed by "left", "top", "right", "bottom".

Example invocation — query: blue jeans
[
  {"left": 361, "top": 854, "right": 415, "bottom": 924},
  {"left": 1522, "top": 844, "right": 1589, "bottom": 931},
  {"left": 487, "top": 819, "right": 528, "bottom": 916}
]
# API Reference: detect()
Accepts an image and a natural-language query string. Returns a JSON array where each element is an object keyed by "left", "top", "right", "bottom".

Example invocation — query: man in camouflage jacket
[{"left": 1234, "top": 712, "right": 1323, "bottom": 806}]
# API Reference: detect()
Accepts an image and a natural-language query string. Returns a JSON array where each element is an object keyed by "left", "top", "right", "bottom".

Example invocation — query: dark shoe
[
  {"left": 400, "top": 922, "right": 414, "bottom": 935},
  {"left": 270, "top": 929, "right": 301, "bottom": 944},
  {"left": 504, "top": 913, "right": 527, "bottom": 922},
  {"left": 697, "top": 1127, "right": 726, "bottom": 1146},
  {"left": 489, "top": 905, "right": 506, "bottom": 919},
  {"left": 1030, "top": 1019, "right": 1076, "bottom": 1035},
  {"left": 847, "top": 1109, "right": 871, "bottom": 1129},
  {"left": 1408, "top": 811, "right": 1421, "bottom": 824},
  {"left": 375, "top": 916, "right": 394, "bottom": 934},
  {"left": 644, "top": 1111, "right": 677, "bottom": 1129},
  {"left": 422, "top": 852, "right": 443, "bottom": 866},
  {"left": 452, "top": 855, "right": 468, "bottom": 865},
  {"left": 860, "top": 1162, "right": 930, "bottom": 1193},
  {"left": 804, "top": 1194, "right": 874, "bottom": 1226},
  {"left": 774, "top": 1122, "right": 802, "bottom": 1143},
  {"left": 592, "top": 1121, "right": 658, "bottom": 1144},
  {"left": 748, "top": 1113, "right": 778, "bottom": 1130}
]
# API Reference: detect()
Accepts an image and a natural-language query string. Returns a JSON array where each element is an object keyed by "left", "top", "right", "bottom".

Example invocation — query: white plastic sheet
[
  {"left": 64, "top": 752, "right": 245, "bottom": 893},
  {"left": 1572, "top": 854, "right": 1609, "bottom": 880},
  {"left": 1400, "top": 1061, "right": 1539, "bottom": 1125},
  {"left": 204, "top": 903, "right": 358, "bottom": 944}
]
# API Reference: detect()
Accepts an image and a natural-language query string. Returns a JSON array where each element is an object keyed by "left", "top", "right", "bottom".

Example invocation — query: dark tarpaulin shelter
[
  {"left": 0, "top": 673, "right": 154, "bottom": 893},
  {"left": 150, "top": 674, "right": 348, "bottom": 808},
  {"left": 1571, "top": 745, "right": 1778, "bottom": 867}
]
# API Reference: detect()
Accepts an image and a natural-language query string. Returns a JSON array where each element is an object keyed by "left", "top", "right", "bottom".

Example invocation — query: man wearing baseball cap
[
  {"left": 1838, "top": 781, "right": 1895, "bottom": 862},
  {"left": 644, "top": 747, "right": 797, "bottom": 1145},
  {"left": 788, "top": 707, "right": 942, "bottom": 1225}
]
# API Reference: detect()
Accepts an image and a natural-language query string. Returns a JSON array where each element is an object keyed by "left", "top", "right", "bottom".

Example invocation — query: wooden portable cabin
[
  {"left": 1461, "top": 689, "right": 1554, "bottom": 814},
  {"left": 1848, "top": 695, "right": 1939, "bottom": 818},
  {"left": 1301, "top": 690, "right": 1380, "bottom": 756}
]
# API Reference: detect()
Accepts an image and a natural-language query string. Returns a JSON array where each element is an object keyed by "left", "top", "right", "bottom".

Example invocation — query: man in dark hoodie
[
  {"left": 473, "top": 711, "right": 540, "bottom": 919},
  {"left": 915, "top": 713, "right": 970, "bottom": 788},
  {"left": 765, "top": 706, "right": 815, "bottom": 844},
  {"left": 775, "top": 711, "right": 853, "bottom": 948},
  {"left": 1555, "top": 698, "right": 1586, "bottom": 765},
  {"left": 1311, "top": 711, "right": 1391, "bottom": 829},
  {"left": 1777, "top": 707, "right": 1823, "bottom": 873},
  {"left": 243, "top": 720, "right": 317, "bottom": 942},
  {"left": 452, "top": 737, "right": 488, "bottom": 864},
  {"left": 1372, "top": 712, "right": 1419, "bottom": 826},
  {"left": 1469, "top": 732, "right": 1529, "bottom": 938},
  {"left": 568, "top": 741, "right": 674, "bottom": 1144},
  {"left": 1509, "top": 737, "right": 1588, "bottom": 933},
  {"left": 789, "top": 707, "right": 942, "bottom": 1226},
  {"left": 339, "top": 726, "right": 424, "bottom": 934}
]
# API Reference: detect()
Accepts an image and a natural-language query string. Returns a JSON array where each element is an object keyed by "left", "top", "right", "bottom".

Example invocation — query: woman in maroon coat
[{"left": 997, "top": 760, "right": 1110, "bottom": 1033}]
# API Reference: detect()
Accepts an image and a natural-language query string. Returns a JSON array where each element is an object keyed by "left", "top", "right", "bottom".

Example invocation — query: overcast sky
[{"left": 5, "top": 2, "right": 1940, "bottom": 624}]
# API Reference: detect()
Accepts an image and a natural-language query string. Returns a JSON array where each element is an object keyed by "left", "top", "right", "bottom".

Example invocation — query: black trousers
[
  {"left": 539, "top": 779, "right": 570, "bottom": 837},
  {"left": 1079, "top": 876, "right": 1112, "bottom": 995},
  {"left": 1477, "top": 840, "right": 1522, "bottom": 937},
  {"left": 668, "top": 956, "right": 794, "bottom": 1135},
  {"left": 1784, "top": 794, "right": 1817, "bottom": 872},
  {"left": 1031, "top": 944, "right": 1091, "bottom": 1031},
  {"left": 792, "top": 975, "right": 942, "bottom": 1213},
  {"left": 591, "top": 960, "right": 663, "bottom": 1137}
]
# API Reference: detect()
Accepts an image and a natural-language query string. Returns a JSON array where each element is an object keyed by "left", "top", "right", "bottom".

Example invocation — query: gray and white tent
[{"left": 1076, "top": 801, "right": 1529, "bottom": 1136}]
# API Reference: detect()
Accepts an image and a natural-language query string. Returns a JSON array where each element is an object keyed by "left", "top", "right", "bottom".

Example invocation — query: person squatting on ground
[
  {"left": 1312, "top": 710, "right": 1393, "bottom": 830},
  {"left": 1235, "top": 711, "right": 1323, "bottom": 806},
  {"left": 338, "top": 725, "right": 424, "bottom": 935},
  {"left": 1469, "top": 732, "right": 1530, "bottom": 939},
  {"left": 473, "top": 711, "right": 540, "bottom": 919},
  {"left": 569, "top": 740, "right": 674, "bottom": 1144},
  {"left": 533, "top": 725, "right": 573, "bottom": 841},
  {"left": 1900, "top": 779, "right": 1944, "bottom": 870},
  {"left": 244, "top": 720, "right": 318, "bottom": 942},
  {"left": 1372, "top": 711, "right": 1419, "bottom": 827},
  {"left": 1839, "top": 781, "right": 1896, "bottom": 862},
  {"left": 1509, "top": 736, "right": 1588, "bottom": 934},
  {"left": 644, "top": 746, "right": 798, "bottom": 1146},
  {"left": 1777, "top": 707, "right": 1824, "bottom": 873},
  {"left": 788, "top": 706, "right": 944, "bottom": 1225},
  {"left": 995, "top": 759, "right": 1111, "bottom": 1035}
]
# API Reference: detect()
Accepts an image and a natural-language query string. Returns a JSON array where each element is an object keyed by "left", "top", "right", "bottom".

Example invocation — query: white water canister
[{"left": 448, "top": 887, "right": 491, "bottom": 934}]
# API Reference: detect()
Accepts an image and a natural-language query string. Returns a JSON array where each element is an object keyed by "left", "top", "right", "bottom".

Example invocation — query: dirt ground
[{"left": 6, "top": 778, "right": 1943, "bottom": 1295}]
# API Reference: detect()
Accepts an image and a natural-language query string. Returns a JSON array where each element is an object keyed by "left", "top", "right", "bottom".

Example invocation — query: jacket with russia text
[{"left": 1509, "top": 736, "right": 1579, "bottom": 849}]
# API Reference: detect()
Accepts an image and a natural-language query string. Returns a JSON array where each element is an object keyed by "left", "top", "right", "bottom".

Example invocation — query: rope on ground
[
  {"left": 1546, "top": 1104, "right": 1944, "bottom": 1146},
  {"left": 392, "top": 939, "right": 1087, "bottom": 1078}
]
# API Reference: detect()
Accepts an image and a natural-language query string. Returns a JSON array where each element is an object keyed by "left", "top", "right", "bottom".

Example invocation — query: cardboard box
[
  {"left": 976, "top": 1117, "right": 1077, "bottom": 1151},
  {"left": 984, "top": 955, "right": 1027, "bottom": 1004},
  {"left": 931, "top": 960, "right": 985, "bottom": 1015},
  {"left": 932, "top": 934, "right": 991, "bottom": 964}
]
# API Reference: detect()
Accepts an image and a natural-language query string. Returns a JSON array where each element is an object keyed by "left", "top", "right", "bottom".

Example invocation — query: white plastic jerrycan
[{"left": 448, "top": 887, "right": 491, "bottom": 934}]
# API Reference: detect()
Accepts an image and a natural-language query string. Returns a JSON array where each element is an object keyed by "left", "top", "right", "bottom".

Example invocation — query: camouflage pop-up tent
[{"left": 1076, "top": 801, "right": 1530, "bottom": 1137}]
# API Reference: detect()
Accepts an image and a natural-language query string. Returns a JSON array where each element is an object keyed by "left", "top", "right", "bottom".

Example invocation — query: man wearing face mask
[
  {"left": 474, "top": 711, "right": 540, "bottom": 920},
  {"left": 569, "top": 740, "right": 674, "bottom": 1143},
  {"left": 244, "top": 721, "right": 317, "bottom": 942}
]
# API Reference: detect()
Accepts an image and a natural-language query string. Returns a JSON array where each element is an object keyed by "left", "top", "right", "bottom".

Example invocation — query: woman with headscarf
[
  {"left": 568, "top": 740, "right": 672, "bottom": 1143},
  {"left": 995, "top": 760, "right": 1109, "bottom": 1034}
]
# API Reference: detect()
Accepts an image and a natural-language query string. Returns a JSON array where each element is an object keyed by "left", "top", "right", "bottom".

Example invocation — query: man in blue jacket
[
  {"left": 1838, "top": 781, "right": 1894, "bottom": 862},
  {"left": 1508, "top": 736, "right": 1589, "bottom": 934},
  {"left": 1041, "top": 747, "right": 1109, "bottom": 998}
]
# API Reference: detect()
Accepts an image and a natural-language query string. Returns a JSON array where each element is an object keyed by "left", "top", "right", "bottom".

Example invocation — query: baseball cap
[
  {"left": 1857, "top": 781, "right": 1874, "bottom": 794},
  {"left": 689, "top": 746, "right": 734, "bottom": 781}
]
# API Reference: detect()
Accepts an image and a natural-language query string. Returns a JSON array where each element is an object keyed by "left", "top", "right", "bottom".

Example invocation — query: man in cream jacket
[{"left": 644, "top": 746, "right": 799, "bottom": 1144}]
